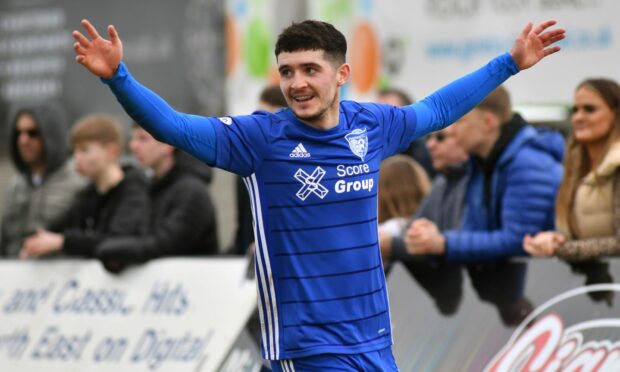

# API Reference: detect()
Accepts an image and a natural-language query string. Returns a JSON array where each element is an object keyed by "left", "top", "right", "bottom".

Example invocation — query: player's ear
[{"left": 336, "top": 63, "right": 350, "bottom": 87}]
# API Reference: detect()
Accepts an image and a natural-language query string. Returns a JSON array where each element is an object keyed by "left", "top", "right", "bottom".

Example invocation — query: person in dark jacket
[
  {"left": 405, "top": 86, "right": 564, "bottom": 262},
  {"left": 94, "top": 124, "right": 219, "bottom": 267},
  {"left": 1, "top": 103, "right": 86, "bottom": 257},
  {"left": 19, "top": 114, "right": 149, "bottom": 260}
]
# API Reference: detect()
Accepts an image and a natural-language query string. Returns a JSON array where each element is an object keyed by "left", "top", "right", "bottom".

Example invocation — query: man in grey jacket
[
  {"left": 1, "top": 103, "right": 86, "bottom": 257},
  {"left": 379, "top": 127, "right": 469, "bottom": 261},
  {"left": 379, "top": 127, "right": 469, "bottom": 315}
]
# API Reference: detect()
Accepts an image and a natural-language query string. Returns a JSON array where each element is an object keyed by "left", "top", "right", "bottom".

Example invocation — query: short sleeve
[
  {"left": 363, "top": 103, "right": 418, "bottom": 159},
  {"left": 210, "top": 111, "right": 272, "bottom": 176}
]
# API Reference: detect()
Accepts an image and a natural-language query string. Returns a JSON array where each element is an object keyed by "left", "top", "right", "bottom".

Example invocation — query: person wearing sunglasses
[
  {"left": 524, "top": 78, "right": 620, "bottom": 260},
  {"left": 1, "top": 104, "right": 86, "bottom": 258},
  {"left": 378, "top": 128, "right": 469, "bottom": 316},
  {"left": 380, "top": 128, "right": 468, "bottom": 262}
]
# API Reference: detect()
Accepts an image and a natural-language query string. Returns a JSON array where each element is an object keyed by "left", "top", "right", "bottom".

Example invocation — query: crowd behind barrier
[
  {"left": 1, "top": 106, "right": 220, "bottom": 272},
  {"left": 6, "top": 79, "right": 618, "bottom": 265}
]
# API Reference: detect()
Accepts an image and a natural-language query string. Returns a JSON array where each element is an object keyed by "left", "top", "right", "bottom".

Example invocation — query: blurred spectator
[
  {"left": 378, "top": 154, "right": 430, "bottom": 257},
  {"left": 384, "top": 126, "right": 533, "bottom": 323},
  {"left": 524, "top": 78, "right": 620, "bottom": 260},
  {"left": 258, "top": 85, "right": 288, "bottom": 112},
  {"left": 175, "top": 150, "right": 214, "bottom": 185},
  {"left": 405, "top": 86, "right": 564, "bottom": 262},
  {"left": 379, "top": 132, "right": 465, "bottom": 316},
  {"left": 1, "top": 104, "right": 86, "bottom": 258},
  {"left": 95, "top": 124, "right": 219, "bottom": 270},
  {"left": 19, "top": 114, "right": 148, "bottom": 261},
  {"left": 230, "top": 85, "right": 287, "bottom": 255},
  {"left": 381, "top": 128, "right": 468, "bottom": 261},
  {"left": 377, "top": 88, "right": 435, "bottom": 178}
]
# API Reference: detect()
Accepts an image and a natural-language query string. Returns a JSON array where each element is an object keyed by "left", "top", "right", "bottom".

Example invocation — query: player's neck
[
  {"left": 300, "top": 114, "right": 339, "bottom": 131},
  {"left": 297, "top": 97, "right": 340, "bottom": 131}
]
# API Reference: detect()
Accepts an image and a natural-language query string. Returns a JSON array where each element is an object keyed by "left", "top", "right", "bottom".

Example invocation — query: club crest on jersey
[
  {"left": 345, "top": 128, "right": 368, "bottom": 161},
  {"left": 218, "top": 117, "right": 233, "bottom": 125}
]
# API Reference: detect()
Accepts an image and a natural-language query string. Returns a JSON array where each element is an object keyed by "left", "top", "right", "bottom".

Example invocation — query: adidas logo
[{"left": 289, "top": 143, "right": 311, "bottom": 158}]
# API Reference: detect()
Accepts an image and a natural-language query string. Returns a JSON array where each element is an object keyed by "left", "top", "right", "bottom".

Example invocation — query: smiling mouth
[{"left": 293, "top": 95, "right": 313, "bottom": 103}]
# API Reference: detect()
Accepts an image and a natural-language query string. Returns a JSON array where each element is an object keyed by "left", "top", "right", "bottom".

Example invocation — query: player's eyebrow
[{"left": 278, "top": 62, "right": 322, "bottom": 73}]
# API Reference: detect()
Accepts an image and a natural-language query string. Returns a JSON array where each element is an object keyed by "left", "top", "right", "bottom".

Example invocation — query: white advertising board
[{"left": 0, "top": 258, "right": 256, "bottom": 372}]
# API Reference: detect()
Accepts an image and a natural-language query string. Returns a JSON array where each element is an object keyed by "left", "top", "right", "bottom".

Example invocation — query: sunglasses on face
[
  {"left": 570, "top": 104, "right": 599, "bottom": 114},
  {"left": 17, "top": 129, "right": 40, "bottom": 138},
  {"left": 426, "top": 132, "right": 447, "bottom": 142}
]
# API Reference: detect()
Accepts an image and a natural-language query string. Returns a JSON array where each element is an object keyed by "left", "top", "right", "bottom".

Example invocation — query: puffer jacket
[{"left": 444, "top": 116, "right": 564, "bottom": 262}]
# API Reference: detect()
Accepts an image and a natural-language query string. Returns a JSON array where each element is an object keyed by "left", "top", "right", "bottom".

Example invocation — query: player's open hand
[
  {"left": 73, "top": 19, "right": 123, "bottom": 79},
  {"left": 510, "top": 19, "right": 565, "bottom": 70}
]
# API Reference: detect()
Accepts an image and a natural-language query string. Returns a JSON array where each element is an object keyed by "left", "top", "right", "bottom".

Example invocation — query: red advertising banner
[{"left": 387, "top": 259, "right": 620, "bottom": 372}]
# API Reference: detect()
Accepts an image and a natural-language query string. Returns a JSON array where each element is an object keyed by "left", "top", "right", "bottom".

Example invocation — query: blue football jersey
[
  {"left": 103, "top": 52, "right": 519, "bottom": 360},
  {"left": 209, "top": 103, "right": 416, "bottom": 359}
]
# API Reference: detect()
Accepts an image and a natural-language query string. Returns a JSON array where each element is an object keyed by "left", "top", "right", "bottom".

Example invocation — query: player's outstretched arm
[
  {"left": 509, "top": 19, "right": 565, "bottom": 71},
  {"left": 401, "top": 20, "right": 565, "bottom": 140},
  {"left": 72, "top": 19, "right": 217, "bottom": 165},
  {"left": 73, "top": 19, "right": 122, "bottom": 79}
]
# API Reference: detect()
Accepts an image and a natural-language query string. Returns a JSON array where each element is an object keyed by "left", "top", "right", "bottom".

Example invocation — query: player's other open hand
[
  {"left": 73, "top": 19, "right": 123, "bottom": 79},
  {"left": 510, "top": 19, "right": 565, "bottom": 70}
]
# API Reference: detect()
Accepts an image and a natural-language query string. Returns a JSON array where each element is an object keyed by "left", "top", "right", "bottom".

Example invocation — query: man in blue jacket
[{"left": 406, "top": 86, "right": 564, "bottom": 263}]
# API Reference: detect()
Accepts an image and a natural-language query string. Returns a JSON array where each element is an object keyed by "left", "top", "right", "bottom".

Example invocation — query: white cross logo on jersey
[{"left": 294, "top": 166, "right": 329, "bottom": 201}]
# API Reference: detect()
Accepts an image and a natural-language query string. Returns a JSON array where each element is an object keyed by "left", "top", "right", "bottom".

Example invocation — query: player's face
[
  {"left": 277, "top": 50, "right": 349, "bottom": 129},
  {"left": 571, "top": 86, "right": 615, "bottom": 146}
]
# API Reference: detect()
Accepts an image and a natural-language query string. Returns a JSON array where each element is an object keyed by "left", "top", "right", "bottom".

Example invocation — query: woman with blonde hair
[
  {"left": 524, "top": 78, "right": 620, "bottom": 260},
  {"left": 378, "top": 154, "right": 431, "bottom": 236}
]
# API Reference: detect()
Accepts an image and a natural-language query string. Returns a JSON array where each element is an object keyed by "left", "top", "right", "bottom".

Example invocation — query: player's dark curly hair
[{"left": 275, "top": 20, "right": 347, "bottom": 65}]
